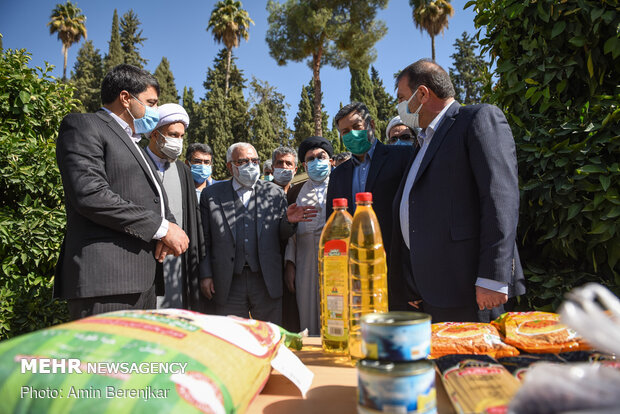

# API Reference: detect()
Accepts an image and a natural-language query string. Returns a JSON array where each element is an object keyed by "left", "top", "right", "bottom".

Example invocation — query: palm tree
[
  {"left": 207, "top": 0, "right": 254, "bottom": 95},
  {"left": 48, "top": 1, "right": 87, "bottom": 80},
  {"left": 409, "top": 0, "right": 454, "bottom": 61}
]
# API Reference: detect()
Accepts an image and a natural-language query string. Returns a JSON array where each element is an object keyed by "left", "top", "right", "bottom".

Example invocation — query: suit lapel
[
  {"left": 255, "top": 180, "right": 265, "bottom": 238},
  {"left": 221, "top": 181, "right": 237, "bottom": 242},
  {"left": 365, "top": 140, "right": 387, "bottom": 191},
  {"left": 413, "top": 101, "right": 460, "bottom": 186}
]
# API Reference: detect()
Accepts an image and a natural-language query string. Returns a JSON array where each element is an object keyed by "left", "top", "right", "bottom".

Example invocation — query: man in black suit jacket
[
  {"left": 326, "top": 102, "right": 415, "bottom": 308},
  {"left": 55, "top": 64, "right": 189, "bottom": 320},
  {"left": 390, "top": 59, "right": 526, "bottom": 322}
]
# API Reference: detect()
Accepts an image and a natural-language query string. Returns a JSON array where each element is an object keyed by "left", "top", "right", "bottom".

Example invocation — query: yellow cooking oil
[
  {"left": 348, "top": 192, "right": 388, "bottom": 359},
  {"left": 318, "top": 198, "right": 353, "bottom": 354}
]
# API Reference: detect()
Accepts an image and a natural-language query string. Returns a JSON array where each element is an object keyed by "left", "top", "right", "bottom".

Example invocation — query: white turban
[
  {"left": 156, "top": 103, "right": 189, "bottom": 129},
  {"left": 385, "top": 115, "right": 406, "bottom": 139}
]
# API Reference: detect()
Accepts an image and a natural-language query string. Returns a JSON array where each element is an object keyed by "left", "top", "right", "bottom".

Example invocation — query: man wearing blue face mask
[
  {"left": 284, "top": 136, "right": 334, "bottom": 335},
  {"left": 55, "top": 64, "right": 189, "bottom": 320},
  {"left": 386, "top": 115, "right": 419, "bottom": 147},
  {"left": 185, "top": 143, "right": 219, "bottom": 201},
  {"left": 326, "top": 102, "right": 415, "bottom": 298}
]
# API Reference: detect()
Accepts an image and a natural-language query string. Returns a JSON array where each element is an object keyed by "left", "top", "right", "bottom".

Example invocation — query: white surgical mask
[
  {"left": 273, "top": 168, "right": 294, "bottom": 185},
  {"left": 234, "top": 162, "right": 260, "bottom": 188},
  {"left": 157, "top": 131, "right": 183, "bottom": 160},
  {"left": 397, "top": 90, "right": 423, "bottom": 129}
]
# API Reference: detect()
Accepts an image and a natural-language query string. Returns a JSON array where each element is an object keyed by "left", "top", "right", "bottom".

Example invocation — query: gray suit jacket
[
  {"left": 199, "top": 179, "right": 296, "bottom": 305},
  {"left": 54, "top": 109, "right": 172, "bottom": 299}
]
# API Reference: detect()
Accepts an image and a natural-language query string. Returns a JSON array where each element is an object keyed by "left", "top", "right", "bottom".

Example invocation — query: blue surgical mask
[
  {"left": 128, "top": 94, "right": 159, "bottom": 134},
  {"left": 264, "top": 174, "right": 274, "bottom": 182},
  {"left": 191, "top": 164, "right": 212, "bottom": 183},
  {"left": 307, "top": 158, "right": 331, "bottom": 182},
  {"left": 342, "top": 129, "right": 372, "bottom": 155},
  {"left": 234, "top": 162, "right": 260, "bottom": 188}
]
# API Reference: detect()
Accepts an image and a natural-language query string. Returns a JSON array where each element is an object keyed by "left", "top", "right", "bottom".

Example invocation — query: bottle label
[{"left": 323, "top": 240, "right": 348, "bottom": 341}]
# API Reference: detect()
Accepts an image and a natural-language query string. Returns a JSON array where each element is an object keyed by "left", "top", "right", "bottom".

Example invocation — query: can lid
[
  {"left": 333, "top": 198, "right": 348, "bottom": 208},
  {"left": 358, "top": 359, "right": 434, "bottom": 376},
  {"left": 355, "top": 192, "right": 372, "bottom": 203},
  {"left": 361, "top": 311, "right": 431, "bottom": 326}
]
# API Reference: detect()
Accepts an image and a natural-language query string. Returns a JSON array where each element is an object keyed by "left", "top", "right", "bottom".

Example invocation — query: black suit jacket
[
  {"left": 389, "top": 102, "right": 526, "bottom": 310},
  {"left": 54, "top": 109, "right": 172, "bottom": 299},
  {"left": 326, "top": 140, "right": 414, "bottom": 263}
]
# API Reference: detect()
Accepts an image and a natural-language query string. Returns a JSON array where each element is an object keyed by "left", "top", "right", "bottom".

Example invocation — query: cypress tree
[
  {"left": 292, "top": 79, "right": 329, "bottom": 148},
  {"left": 449, "top": 31, "right": 487, "bottom": 105},
  {"left": 371, "top": 66, "right": 397, "bottom": 141},
  {"left": 70, "top": 40, "right": 104, "bottom": 113},
  {"left": 154, "top": 57, "right": 178, "bottom": 104},
  {"left": 104, "top": 9, "right": 124, "bottom": 73},
  {"left": 120, "top": 10, "right": 147, "bottom": 68},
  {"left": 349, "top": 65, "right": 377, "bottom": 118},
  {"left": 182, "top": 86, "right": 198, "bottom": 144}
]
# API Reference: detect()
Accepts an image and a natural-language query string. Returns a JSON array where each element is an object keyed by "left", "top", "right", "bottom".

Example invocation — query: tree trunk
[
  {"left": 312, "top": 48, "right": 323, "bottom": 137},
  {"left": 225, "top": 48, "right": 232, "bottom": 95},
  {"left": 431, "top": 35, "right": 436, "bottom": 61},
  {"left": 62, "top": 45, "right": 68, "bottom": 81}
]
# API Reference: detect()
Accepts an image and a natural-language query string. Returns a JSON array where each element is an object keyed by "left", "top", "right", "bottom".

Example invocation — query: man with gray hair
[
  {"left": 199, "top": 142, "right": 317, "bottom": 324},
  {"left": 271, "top": 146, "right": 298, "bottom": 195}
]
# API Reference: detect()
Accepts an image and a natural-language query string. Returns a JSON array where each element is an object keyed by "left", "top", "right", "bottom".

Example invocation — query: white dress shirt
[{"left": 231, "top": 177, "right": 254, "bottom": 208}]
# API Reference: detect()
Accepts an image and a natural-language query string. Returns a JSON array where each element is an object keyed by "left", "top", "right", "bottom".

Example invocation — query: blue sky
[{"left": 0, "top": 0, "right": 481, "bottom": 130}]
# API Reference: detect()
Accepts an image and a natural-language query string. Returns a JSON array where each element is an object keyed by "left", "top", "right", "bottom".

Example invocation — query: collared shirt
[
  {"left": 231, "top": 177, "right": 254, "bottom": 208},
  {"left": 145, "top": 146, "right": 170, "bottom": 179},
  {"left": 351, "top": 138, "right": 377, "bottom": 197},
  {"left": 399, "top": 102, "right": 507, "bottom": 294},
  {"left": 101, "top": 107, "right": 169, "bottom": 239}
]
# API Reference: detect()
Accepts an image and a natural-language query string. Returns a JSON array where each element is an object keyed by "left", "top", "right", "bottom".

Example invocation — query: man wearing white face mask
[
  {"left": 271, "top": 146, "right": 298, "bottom": 195},
  {"left": 199, "top": 143, "right": 317, "bottom": 324},
  {"left": 284, "top": 136, "right": 334, "bottom": 335},
  {"left": 144, "top": 103, "right": 207, "bottom": 311}
]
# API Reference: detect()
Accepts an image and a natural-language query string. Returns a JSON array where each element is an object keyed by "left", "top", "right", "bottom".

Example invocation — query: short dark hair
[
  {"left": 185, "top": 142, "right": 213, "bottom": 161},
  {"left": 396, "top": 59, "right": 455, "bottom": 99},
  {"left": 100, "top": 64, "right": 160, "bottom": 105},
  {"left": 334, "top": 102, "right": 373, "bottom": 131}
]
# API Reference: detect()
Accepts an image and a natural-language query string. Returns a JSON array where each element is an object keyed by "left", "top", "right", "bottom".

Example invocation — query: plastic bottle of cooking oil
[
  {"left": 348, "top": 192, "right": 388, "bottom": 359},
  {"left": 319, "top": 198, "right": 353, "bottom": 354}
]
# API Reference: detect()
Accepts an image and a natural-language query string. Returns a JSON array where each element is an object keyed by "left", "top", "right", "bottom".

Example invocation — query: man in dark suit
[
  {"left": 199, "top": 143, "right": 316, "bottom": 325},
  {"left": 326, "top": 102, "right": 415, "bottom": 300},
  {"left": 390, "top": 59, "right": 526, "bottom": 322},
  {"left": 55, "top": 64, "right": 189, "bottom": 320}
]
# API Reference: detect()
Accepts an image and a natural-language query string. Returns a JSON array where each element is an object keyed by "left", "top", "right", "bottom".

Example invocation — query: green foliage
[
  {"left": 371, "top": 66, "right": 397, "bottom": 140},
  {"left": 266, "top": 0, "right": 387, "bottom": 136},
  {"left": 70, "top": 40, "right": 103, "bottom": 113},
  {"left": 0, "top": 49, "right": 75, "bottom": 339},
  {"left": 104, "top": 9, "right": 124, "bottom": 73},
  {"left": 292, "top": 79, "right": 329, "bottom": 149},
  {"left": 409, "top": 0, "right": 455, "bottom": 60},
  {"left": 248, "top": 77, "right": 292, "bottom": 163},
  {"left": 449, "top": 31, "right": 488, "bottom": 105},
  {"left": 47, "top": 0, "right": 87, "bottom": 80},
  {"left": 350, "top": 65, "right": 377, "bottom": 116},
  {"left": 120, "top": 9, "right": 147, "bottom": 68},
  {"left": 468, "top": 0, "right": 620, "bottom": 309},
  {"left": 154, "top": 57, "right": 179, "bottom": 104}
]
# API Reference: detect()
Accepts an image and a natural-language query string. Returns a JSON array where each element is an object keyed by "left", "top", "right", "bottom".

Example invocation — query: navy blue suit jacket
[
  {"left": 326, "top": 140, "right": 414, "bottom": 265},
  {"left": 389, "top": 102, "right": 526, "bottom": 310}
]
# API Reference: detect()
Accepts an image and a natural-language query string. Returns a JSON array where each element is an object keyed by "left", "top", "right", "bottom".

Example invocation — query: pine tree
[
  {"left": 154, "top": 57, "right": 178, "bottom": 104},
  {"left": 120, "top": 10, "right": 147, "bottom": 68},
  {"left": 292, "top": 79, "right": 329, "bottom": 149},
  {"left": 449, "top": 31, "right": 488, "bottom": 105},
  {"left": 70, "top": 40, "right": 103, "bottom": 113},
  {"left": 371, "top": 66, "right": 397, "bottom": 141},
  {"left": 104, "top": 9, "right": 123, "bottom": 73},
  {"left": 248, "top": 77, "right": 291, "bottom": 163}
]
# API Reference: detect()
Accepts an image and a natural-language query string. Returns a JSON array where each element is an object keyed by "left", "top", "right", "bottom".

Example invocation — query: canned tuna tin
[
  {"left": 361, "top": 312, "right": 431, "bottom": 361},
  {"left": 357, "top": 359, "right": 436, "bottom": 414}
]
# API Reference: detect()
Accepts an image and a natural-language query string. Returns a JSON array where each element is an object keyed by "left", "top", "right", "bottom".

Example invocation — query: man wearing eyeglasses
[
  {"left": 199, "top": 143, "right": 317, "bottom": 324},
  {"left": 185, "top": 143, "right": 219, "bottom": 201},
  {"left": 386, "top": 115, "right": 418, "bottom": 147}
]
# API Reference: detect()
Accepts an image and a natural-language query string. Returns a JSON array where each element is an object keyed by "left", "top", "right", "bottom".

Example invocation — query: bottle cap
[
  {"left": 333, "top": 198, "right": 348, "bottom": 208},
  {"left": 355, "top": 192, "right": 372, "bottom": 202}
]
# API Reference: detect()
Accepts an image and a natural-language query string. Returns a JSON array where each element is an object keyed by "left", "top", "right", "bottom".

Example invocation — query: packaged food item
[
  {"left": 492, "top": 311, "right": 591, "bottom": 353},
  {"left": 435, "top": 354, "right": 521, "bottom": 414},
  {"left": 0, "top": 309, "right": 304, "bottom": 413},
  {"left": 430, "top": 322, "right": 520, "bottom": 359},
  {"left": 497, "top": 353, "right": 565, "bottom": 380},
  {"left": 361, "top": 312, "right": 431, "bottom": 361}
]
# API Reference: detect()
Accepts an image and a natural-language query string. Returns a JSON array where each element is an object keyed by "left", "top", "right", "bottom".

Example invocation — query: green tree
[
  {"left": 292, "top": 79, "right": 329, "bottom": 148},
  {"left": 0, "top": 48, "right": 77, "bottom": 339},
  {"left": 207, "top": 0, "right": 254, "bottom": 95},
  {"left": 104, "top": 9, "right": 124, "bottom": 73},
  {"left": 449, "top": 31, "right": 488, "bottom": 105},
  {"left": 248, "top": 77, "right": 292, "bottom": 163},
  {"left": 371, "top": 66, "right": 396, "bottom": 140},
  {"left": 47, "top": 1, "right": 87, "bottom": 80},
  {"left": 182, "top": 86, "right": 198, "bottom": 145},
  {"left": 350, "top": 65, "right": 377, "bottom": 117},
  {"left": 469, "top": 0, "right": 620, "bottom": 309},
  {"left": 154, "top": 57, "right": 178, "bottom": 104},
  {"left": 409, "top": 0, "right": 454, "bottom": 61},
  {"left": 266, "top": 0, "right": 388, "bottom": 136},
  {"left": 70, "top": 40, "right": 103, "bottom": 113},
  {"left": 120, "top": 9, "right": 147, "bottom": 68}
]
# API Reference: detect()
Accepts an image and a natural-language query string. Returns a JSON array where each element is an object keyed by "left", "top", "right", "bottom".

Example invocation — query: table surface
[{"left": 248, "top": 337, "right": 455, "bottom": 414}]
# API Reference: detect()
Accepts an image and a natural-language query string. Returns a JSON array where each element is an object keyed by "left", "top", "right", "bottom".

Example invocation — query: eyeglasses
[
  {"left": 190, "top": 158, "right": 212, "bottom": 165},
  {"left": 388, "top": 132, "right": 414, "bottom": 143},
  {"left": 232, "top": 158, "right": 260, "bottom": 166}
]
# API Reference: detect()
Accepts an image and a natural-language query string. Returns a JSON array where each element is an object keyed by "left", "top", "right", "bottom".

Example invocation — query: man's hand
[
  {"left": 154, "top": 240, "right": 171, "bottom": 263},
  {"left": 161, "top": 223, "right": 189, "bottom": 256},
  {"left": 287, "top": 203, "right": 318, "bottom": 223},
  {"left": 200, "top": 278, "right": 215, "bottom": 299},
  {"left": 476, "top": 286, "right": 508, "bottom": 310},
  {"left": 285, "top": 261, "right": 296, "bottom": 293}
]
